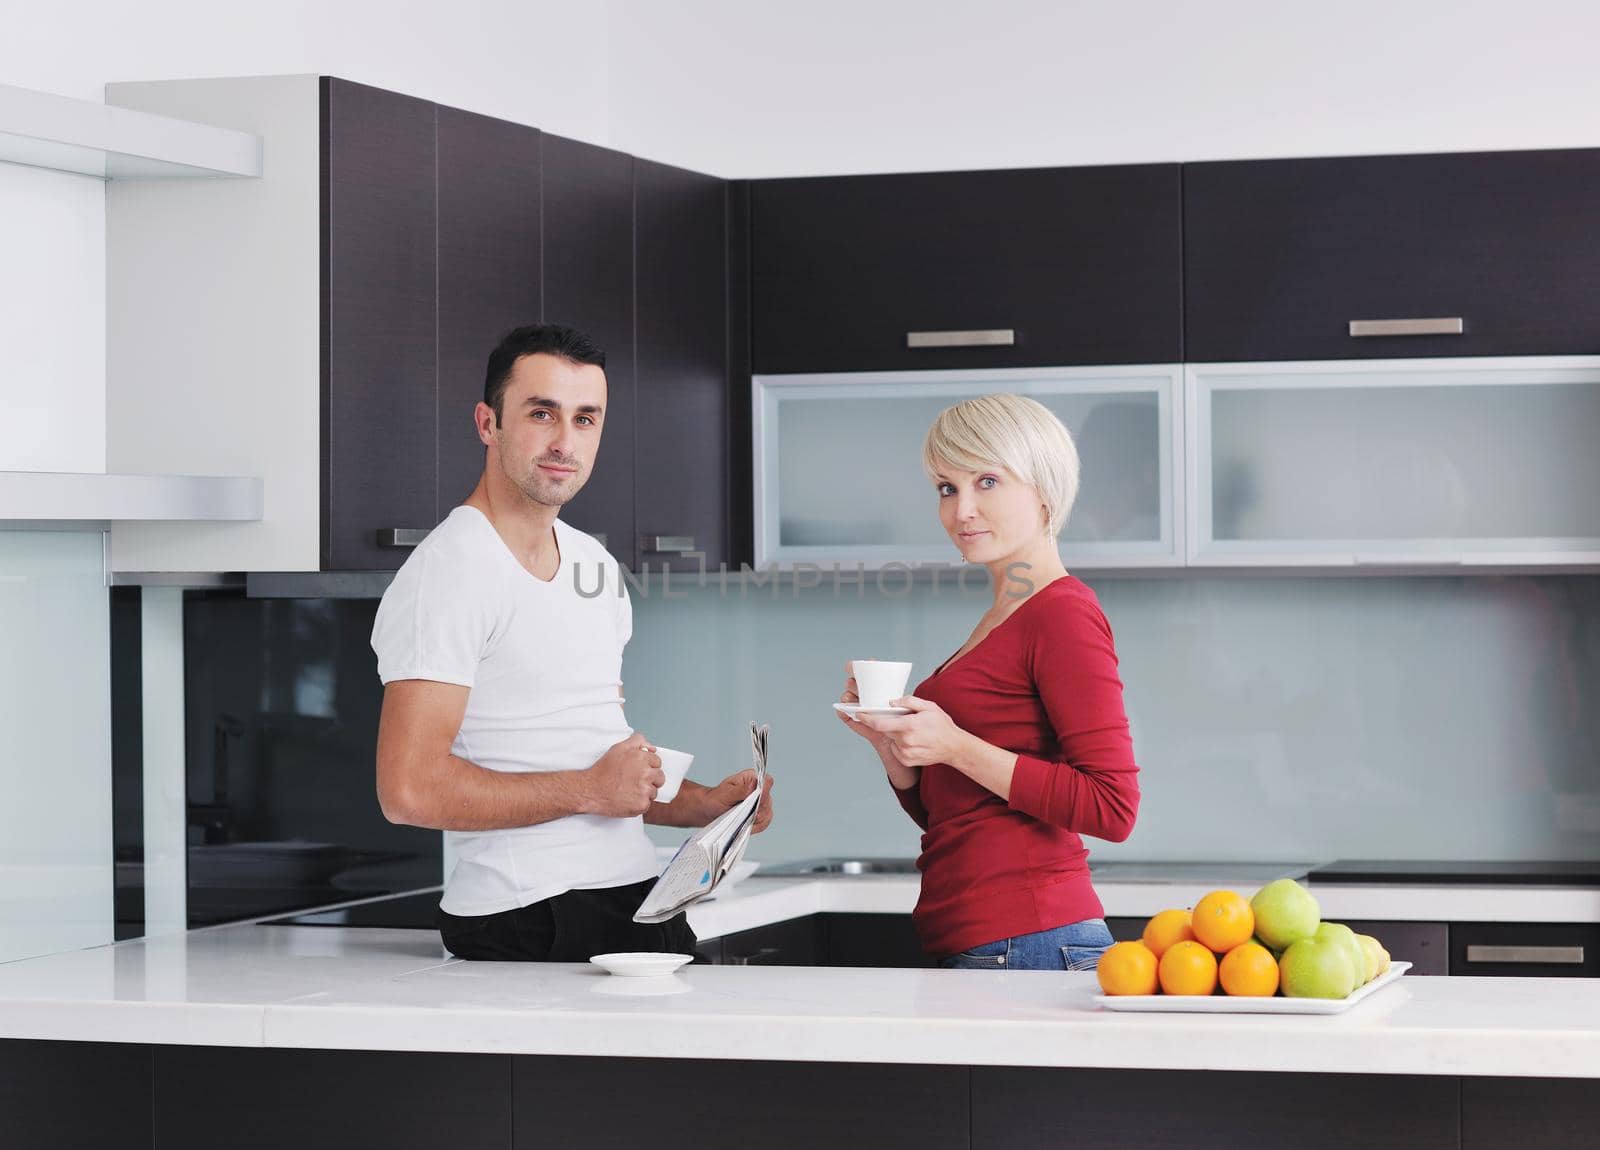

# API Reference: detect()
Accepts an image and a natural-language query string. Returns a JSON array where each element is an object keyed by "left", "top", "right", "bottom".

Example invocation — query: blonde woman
[{"left": 839, "top": 394, "right": 1141, "bottom": 970}]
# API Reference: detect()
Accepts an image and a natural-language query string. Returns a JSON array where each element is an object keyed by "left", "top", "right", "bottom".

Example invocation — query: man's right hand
[{"left": 583, "top": 732, "right": 665, "bottom": 817}]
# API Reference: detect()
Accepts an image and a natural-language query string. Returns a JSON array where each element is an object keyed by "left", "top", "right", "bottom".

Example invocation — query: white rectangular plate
[{"left": 1093, "top": 962, "right": 1411, "bottom": 1014}]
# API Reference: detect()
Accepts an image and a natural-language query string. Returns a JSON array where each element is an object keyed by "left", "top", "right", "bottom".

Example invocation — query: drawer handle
[
  {"left": 1465, "top": 945, "right": 1585, "bottom": 965},
  {"left": 906, "top": 328, "right": 1016, "bottom": 349},
  {"left": 376, "top": 528, "right": 431, "bottom": 548},
  {"left": 643, "top": 534, "right": 695, "bottom": 553},
  {"left": 1348, "top": 317, "right": 1464, "bottom": 338}
]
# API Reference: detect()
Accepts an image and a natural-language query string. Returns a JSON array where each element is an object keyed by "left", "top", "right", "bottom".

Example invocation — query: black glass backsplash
[{"left": 182, "top": 593, "right": 440, "bottom": 926}]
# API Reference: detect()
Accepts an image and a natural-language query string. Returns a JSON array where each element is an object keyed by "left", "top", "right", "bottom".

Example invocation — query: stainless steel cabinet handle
[
  {"left": 642, "top": 535, "right": 695, "bottom": 553},
  {"left": 906, "top": 328, "right": 1015, "bottom": 349},
  {"left": 376, "top": 528, "right": 431, "bottom": 548},
  {"left": 1465, "top": 945, "right": 1585, "bottom": 965},
  {"left": 1348, "top": 318, "right": 1464, "bottom": 338}
]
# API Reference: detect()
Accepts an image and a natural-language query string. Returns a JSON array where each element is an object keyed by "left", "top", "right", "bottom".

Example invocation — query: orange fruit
[
  {"left": 1095, "top": 941, "right": 1159, "bottom": 996},
  {"left": 1141, "top": 908, "right": 1195, "bottom": 958},
  {"left": 1158, "top": 940, "right": 1219, "bottom": 996},
  {"left": 1192, "top": 890, "right": 1255, "bottom": 953},
  {"left": 1219, "top": 941, "right": 1281, "bottom": 997}
]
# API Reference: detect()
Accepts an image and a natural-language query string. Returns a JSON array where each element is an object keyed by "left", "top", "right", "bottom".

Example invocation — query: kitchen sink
[{"left": 763, "top": 857, "right": 920, "bottom": 877}]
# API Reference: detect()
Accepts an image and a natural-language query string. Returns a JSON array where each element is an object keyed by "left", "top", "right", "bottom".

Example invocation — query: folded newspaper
[{"left": 633, "top": 723, "right": 769, "bottom": 924}]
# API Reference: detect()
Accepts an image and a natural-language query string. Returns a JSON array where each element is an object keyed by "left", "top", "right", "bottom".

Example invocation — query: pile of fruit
[{"left": 1096, "top": 879, "right": 1392, "bottom": 999}]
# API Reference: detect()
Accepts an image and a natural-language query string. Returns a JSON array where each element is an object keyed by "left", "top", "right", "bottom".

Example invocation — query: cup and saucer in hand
[{"left": 835, "top": 660, "right": 914, "bottom": 718}]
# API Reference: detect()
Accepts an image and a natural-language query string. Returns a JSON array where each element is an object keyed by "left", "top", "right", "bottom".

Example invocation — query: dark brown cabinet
[
  {"left": 1184, "top": 148, "right": 1600, "bottom": 362},
  {"left": 436, "top": 105, "right": 542, "bottom": 516},
  {"left": 321, "top": 79, "right": 439, "bottom": 571},
  {"left": 751, "top": 164, "right": 1183, "bottom": 374},
  {"left": 635, "top": 159, "right": 729, "bottom": 572},
  {"left": 541, "top": 134, "right": 638, "bottom": 567},
  {"left": 1449, "top": 922, "right": 1600, "bottom": 977},
  {"left": 317, "top": 86, "right": 730, "bottom": 575}
]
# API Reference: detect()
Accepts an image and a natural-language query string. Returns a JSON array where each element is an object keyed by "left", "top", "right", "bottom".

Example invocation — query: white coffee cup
[
  {"left": 653, "top": 746, "right": 694, "bottom": 803},
  {"left": 851, "top": 660, "right": 914, "bottom": 710}
]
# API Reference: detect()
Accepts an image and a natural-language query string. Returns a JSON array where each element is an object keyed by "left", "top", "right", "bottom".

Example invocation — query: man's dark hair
[{"left": 484, "top": 324, "right": 607, "bottom": 424}]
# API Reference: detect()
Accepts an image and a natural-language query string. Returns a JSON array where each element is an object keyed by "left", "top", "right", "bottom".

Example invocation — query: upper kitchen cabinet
[
  {"left": 750, "top": 165, "right": 1183, "bottom": 374},
  {"left": 321, "top": 78, "right": 440, "bottom": 570},
  {"left": 635, "top": 158, "right": 730, "bottom": 572},
  {"left": 1184, "top": 149, "right": 1600, "bottom": 363},
  {"left": 540, "top": 134, "right": 636, "bottom": 567},
  {"left": 1187, "top": 356, "right": 1600, "bottom": 567},
  {"left": 754, "top": 364, "right": 1183, "bottom": 570},
  {"left": 436, "top": 104, "right": 542, "bottom": 522}
]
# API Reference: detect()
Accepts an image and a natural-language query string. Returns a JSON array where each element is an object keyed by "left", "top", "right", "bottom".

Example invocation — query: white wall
[{"left": 607, "top": 0, "right": 1600, "bottom": 176}]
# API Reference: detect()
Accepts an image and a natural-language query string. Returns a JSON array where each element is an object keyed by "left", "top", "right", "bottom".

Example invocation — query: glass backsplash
[
  {"left": 0, "top": 531, "right": 113, "bottom": 963},
  {"left": 180, "top": 594, "right": 440, "bottom": 925},
  {"left": 624, "top": 573, "right": 1600, "bottom": 867}
]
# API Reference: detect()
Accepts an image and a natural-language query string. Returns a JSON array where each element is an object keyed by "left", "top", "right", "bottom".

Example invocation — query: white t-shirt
[{"left": 370, "top": 505, "right": 658, "bottom": 916}]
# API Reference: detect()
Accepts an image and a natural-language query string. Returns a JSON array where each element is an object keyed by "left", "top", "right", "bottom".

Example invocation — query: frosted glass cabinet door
[
  {"left": 753, "top": 365, "right": 1183, "bottom": 568},
  {"left": 1188, "top": 357, "right": 1600, "bottom": 566}
]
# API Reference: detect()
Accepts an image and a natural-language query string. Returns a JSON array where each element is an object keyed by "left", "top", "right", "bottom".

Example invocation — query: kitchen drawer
[
  {"left": 752, "top": 164, "right": 1182, "bottom": 373},
  {"left": 1449, "top": 922, "right": 1600, "bottom": 977},
  {"left": 1185, "top": 148, "right": 1600, "bottom": 362}
]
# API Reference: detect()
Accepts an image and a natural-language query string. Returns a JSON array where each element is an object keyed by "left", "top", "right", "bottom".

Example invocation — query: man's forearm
[
  {"left": 643, "top": 780, "right": 717, "bottom": 828},
  {"left": 384, "top": 752, "right": 596, "bottom": 831}
]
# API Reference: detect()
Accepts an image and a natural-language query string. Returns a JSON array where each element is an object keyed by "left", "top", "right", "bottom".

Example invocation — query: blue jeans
[{"left": 938, "top": 918, "right": 1115, "bottom": 971}]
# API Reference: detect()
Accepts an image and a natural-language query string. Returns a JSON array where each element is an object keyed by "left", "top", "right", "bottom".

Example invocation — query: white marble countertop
[
  {"left": 1, "top": 920, "right": 1598, "bottom": 1077},
  {"left": 685, "top": 874, "right": 1600, "bottom": 940}
]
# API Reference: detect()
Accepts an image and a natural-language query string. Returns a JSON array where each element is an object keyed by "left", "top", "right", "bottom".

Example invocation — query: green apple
[
  {"left": 1358, "top": 934, "right": 1390, "bottom": 980},
  {"left": 1316, "top": 922, "right": 1369, "bottom": 987},
  {"left": 1279, "top": 935, "right": 1358, "bottom": 999},
  {"left": 1250, "top": 879, "right": 1321, "bottom": 951}
]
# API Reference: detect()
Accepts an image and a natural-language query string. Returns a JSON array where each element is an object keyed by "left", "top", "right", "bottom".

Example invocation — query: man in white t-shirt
[{"left": 371, "top": 323, "right": 774, "bottom": 961}]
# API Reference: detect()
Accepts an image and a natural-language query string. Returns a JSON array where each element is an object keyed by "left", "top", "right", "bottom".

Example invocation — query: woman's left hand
[{"left": 858, "top": 696, "right": 970, "bottom": 768}]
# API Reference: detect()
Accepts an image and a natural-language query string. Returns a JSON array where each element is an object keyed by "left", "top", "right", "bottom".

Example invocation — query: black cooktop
[{"left": 1310, "top": 860, "right": 1600, "bottom": 886}]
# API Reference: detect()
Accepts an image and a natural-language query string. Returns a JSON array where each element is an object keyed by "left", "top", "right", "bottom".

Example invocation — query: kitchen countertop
[
  {"left": 681, "top": 874, "right": 1600, "bottom": 940},
  {"left": 1, "top": 918, "right": 1598, "bottom": 1077}
]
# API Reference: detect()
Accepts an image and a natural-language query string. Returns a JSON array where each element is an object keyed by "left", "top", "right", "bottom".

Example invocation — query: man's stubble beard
[{"left": 501, "top": 451, "right": 586, "bottom": 510}]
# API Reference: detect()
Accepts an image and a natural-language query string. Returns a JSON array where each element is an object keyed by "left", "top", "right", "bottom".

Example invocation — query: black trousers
[{"left": 438, "top": 877, "right": 698, "bottom": 962}]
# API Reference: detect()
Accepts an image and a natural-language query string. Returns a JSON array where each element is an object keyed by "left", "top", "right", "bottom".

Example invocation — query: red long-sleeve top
[{"left": 894, "top": 575, "right": 1141, "bottom": 958}]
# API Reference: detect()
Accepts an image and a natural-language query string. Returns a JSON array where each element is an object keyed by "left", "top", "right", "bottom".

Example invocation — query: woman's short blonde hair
[{"left": 922, "top": 393, "right": 1080, "bottom": 538}]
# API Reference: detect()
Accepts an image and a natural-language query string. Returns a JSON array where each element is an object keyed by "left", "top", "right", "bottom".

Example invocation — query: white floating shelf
[
  {"left": 0, "top": 82, "right": 262, "bottom": 179},
  {"left": 0, "top": 472, "right": 263, "bottom": 522}
]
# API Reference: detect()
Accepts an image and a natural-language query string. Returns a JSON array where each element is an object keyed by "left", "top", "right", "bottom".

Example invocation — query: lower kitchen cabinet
[
  {"left": 513, "top": 1056, "right": 969, "bottom": 1150},
  {"left": 714, "top": 914, "right": 824, "bottom": 965},
  {"left": 972, "top": 1067, "right": 1460, "bottom": 1150},
  {"left": 8, "top": 1040, "right": 1600, "bottom": 1149},
  {"left": 1461, "top": 1077, "right": 1600, "bottom": 1150},
  {"left": 153, "top": 1046, "right": 510, "bottom": 1150},
  {"left": 707, "top": 913, "right": 932, "bottom": 967},
  {"left": 820, "top": 912, "right": 935, "bottom": 968},
  {"left": 0, "top": 1039, "right": 152, "bottom": 1149}
]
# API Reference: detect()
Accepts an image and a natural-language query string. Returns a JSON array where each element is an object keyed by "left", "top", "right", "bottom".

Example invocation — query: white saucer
[
  {"left": 589, "top": 951, "right": 694, "bottom": 977},
  {"left": 833, "top": 702, "right": 912, "bottom": 718}
]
